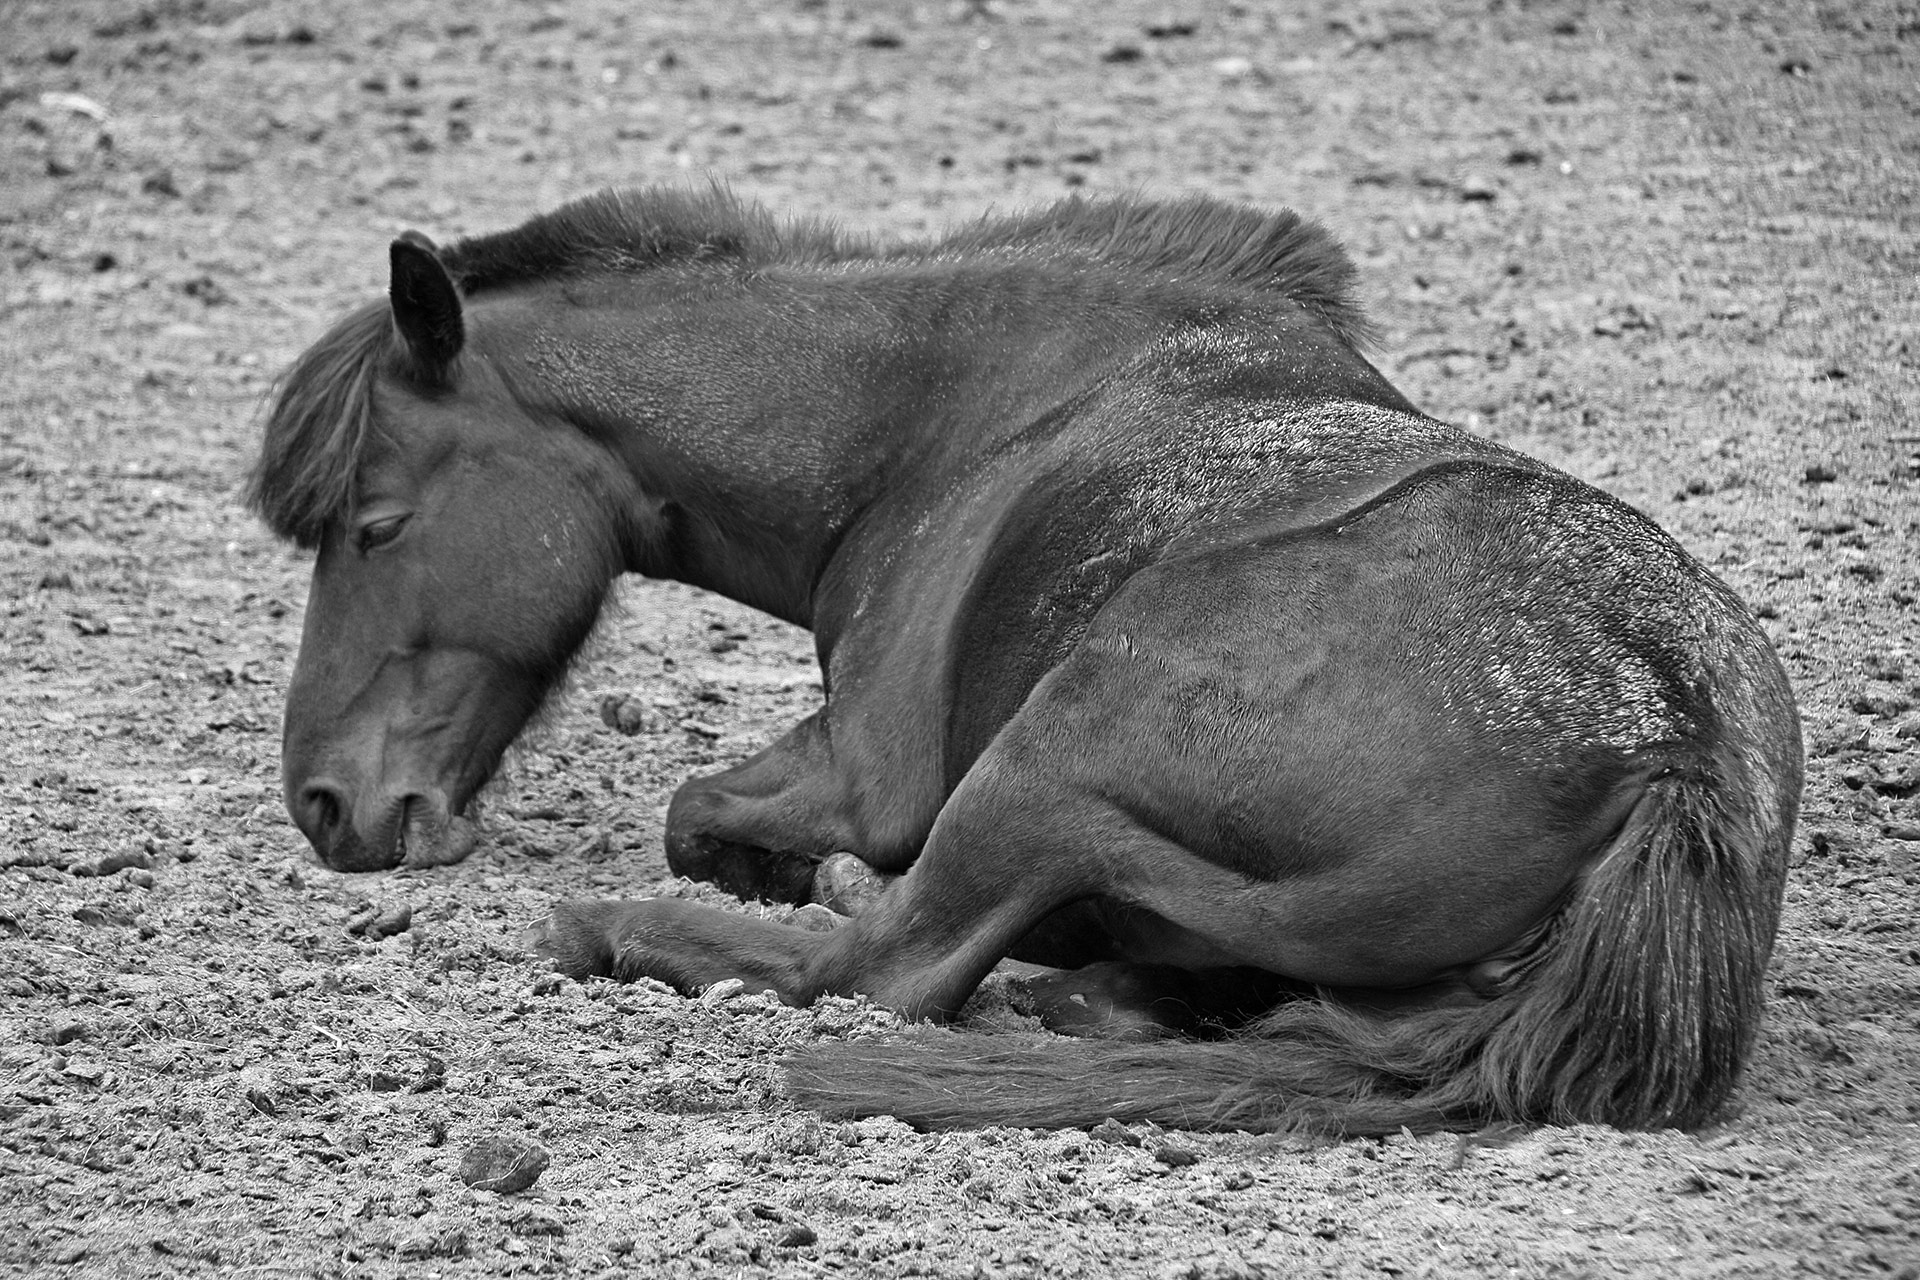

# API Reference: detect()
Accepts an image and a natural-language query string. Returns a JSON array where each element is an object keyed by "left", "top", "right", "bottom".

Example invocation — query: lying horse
[{"left": 251, "top": 187, "right": 1801, "bottom": 1134}]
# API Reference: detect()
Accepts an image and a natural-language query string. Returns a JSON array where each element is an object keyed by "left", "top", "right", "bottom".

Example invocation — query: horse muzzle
[{"left": 291, "top": 781, "right": 479, "bottom": 872}]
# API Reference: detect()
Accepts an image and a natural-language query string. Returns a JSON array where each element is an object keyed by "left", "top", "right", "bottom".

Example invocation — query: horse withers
[{"left": 250, "top": 188, "right": 1801, "bottom": 1134}]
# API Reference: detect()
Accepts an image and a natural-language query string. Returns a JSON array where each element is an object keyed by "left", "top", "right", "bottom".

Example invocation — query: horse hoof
[
  {"left": 811, "top": 851, "right": 893, "bottom": 915},
  {"left": 519, "top": 915, "right": 568, "bottom": 965},
  {"left": 519, "top": 900, "right": 628, "bottom": 978},
  {"left": 1019, "top": 965, "right": 1185, "bottom": 1042},
  {"left": 790, "top": 902, "right": 849, "bottom": 933}
]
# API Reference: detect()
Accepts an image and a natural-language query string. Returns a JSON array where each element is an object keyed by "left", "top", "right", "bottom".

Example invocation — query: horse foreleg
[
  {"left": 528, "top": 896, "right": 829, "bottom": 997},
  {"left": 531, "top": 743, "right": 1109, "bottom": 1019}
]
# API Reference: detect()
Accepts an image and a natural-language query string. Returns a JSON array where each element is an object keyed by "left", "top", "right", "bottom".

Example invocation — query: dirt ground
[{"left": 2, "top": 0, "right": 1917, "bottom": 1275}]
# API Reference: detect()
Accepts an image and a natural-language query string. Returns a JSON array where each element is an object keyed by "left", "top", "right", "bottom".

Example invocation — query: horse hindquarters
[{"left": 785, "top": 463, "right": 1802, "bottom": 1132}]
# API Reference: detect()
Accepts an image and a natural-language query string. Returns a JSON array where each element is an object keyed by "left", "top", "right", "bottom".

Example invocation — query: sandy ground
[{"left": 2, "top": 0, "right": 1917, "bottom": 1276}]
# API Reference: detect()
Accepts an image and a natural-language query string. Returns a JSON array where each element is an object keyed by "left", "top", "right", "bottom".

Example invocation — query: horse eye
[{"left": 355, "top": 515, "right": 409, "bottom": 553}]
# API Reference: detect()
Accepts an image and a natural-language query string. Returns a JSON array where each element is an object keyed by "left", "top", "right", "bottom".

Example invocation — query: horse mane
[
  {"left": 439, "top": 185, "right": 857, "bottom": 296},
  {"left": 442, "top": 189, "right": 1372, "bottom": 347},
  {"left": 938, "top": 194, "right": 1377, "bottom": 353},
  {"left": 249, "top": 187, "right": 1376, "bottom": 547}
]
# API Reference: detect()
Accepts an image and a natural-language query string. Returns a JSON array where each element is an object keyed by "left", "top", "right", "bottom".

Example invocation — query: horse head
[{"left": 257, "top": 234, "right": 634, "bottom": 871}]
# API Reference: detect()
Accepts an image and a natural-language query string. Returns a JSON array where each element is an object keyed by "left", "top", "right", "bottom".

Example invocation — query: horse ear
[{"left": 389, "top": 230, "right": 463, "bottom": 372}]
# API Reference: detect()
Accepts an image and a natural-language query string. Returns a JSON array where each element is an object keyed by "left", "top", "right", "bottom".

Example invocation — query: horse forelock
[{"left": 248, "top": 299, "right": 393, "bottom": 549}]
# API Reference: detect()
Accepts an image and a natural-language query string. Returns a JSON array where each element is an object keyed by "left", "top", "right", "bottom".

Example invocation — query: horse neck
[{"left": 487, "top": 265, "right": 1182, "bottom": 626}]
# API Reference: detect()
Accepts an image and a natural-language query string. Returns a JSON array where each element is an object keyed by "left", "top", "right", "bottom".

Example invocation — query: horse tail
[{"left": 783, "top": 761, "right": 1796, "bottom": 1134}]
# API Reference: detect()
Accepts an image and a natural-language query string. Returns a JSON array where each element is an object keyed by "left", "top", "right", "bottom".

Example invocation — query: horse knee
[
  {"left": 663, "top": 776, "right": 731, "bottom": 869},
  {"left": 664, "top": 781, "right": 819, "bottom": 904}
]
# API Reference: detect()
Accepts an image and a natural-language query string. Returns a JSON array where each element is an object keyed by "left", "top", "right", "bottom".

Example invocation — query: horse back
[{"left": 801, "top": 316, "right": 1468, "bottom": 840}]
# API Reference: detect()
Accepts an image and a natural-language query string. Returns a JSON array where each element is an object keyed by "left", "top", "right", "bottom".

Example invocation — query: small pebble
[
  {"left": 395, "top": 1228, "right": 468, "bottom": 1260},
  {"left": 347, "top": 903, "right": 413, "bottom": 940},
  {"left": 700, "top": 978, "right": 747, "bottom": 1004},
  {"left": 68, "top": 848, "right": 151, "bottom": 878},
  {"left": 371, "top": 903, "right": 413, "bottom": 936},
  {"left": 505, "top": 1208, "right": 565, "bottom": 1237},
  {"left": 598, "top": 693, "right": 653, "bottom": 735},
  {"left": 1154, "top": 1144, "right": 1200, "bottom": 1167},
  {"left": 62, "top": 1058, "right": 105, "bottom": 1083},
  {"left": 459, "top": 1135, "right": 550, "bottom": 1194}
]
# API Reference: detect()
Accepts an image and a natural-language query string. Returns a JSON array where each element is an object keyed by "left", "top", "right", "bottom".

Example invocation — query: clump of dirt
[{"left": 2, "top": 1, "right": 1916, "bottom": 1276}]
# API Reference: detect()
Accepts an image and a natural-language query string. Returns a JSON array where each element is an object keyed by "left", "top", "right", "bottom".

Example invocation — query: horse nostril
[{"left": 296, "top": 782, "right": 347, "bottom": 841}]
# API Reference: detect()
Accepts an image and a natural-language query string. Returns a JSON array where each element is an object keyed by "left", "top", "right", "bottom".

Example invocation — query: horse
[{"left": 249, "top": 186, "right": 1802, "bottom": 1135}]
